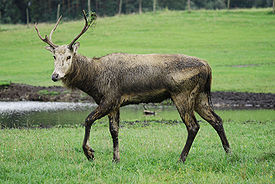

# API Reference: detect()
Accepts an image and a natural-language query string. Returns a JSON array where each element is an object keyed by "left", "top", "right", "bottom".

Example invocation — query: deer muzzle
[{"left": 52, "top": 73, "right": 59, "bottom": 82}]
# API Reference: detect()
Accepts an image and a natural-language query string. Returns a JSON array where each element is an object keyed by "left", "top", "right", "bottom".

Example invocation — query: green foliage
[
  {"left": 0, "top": 0, "right": 274, "bottom": 24},
  {"left": 0, "top": 0, "right": 21, "bottom": 24},
  {"left": 87, "top": 11, "right": 97, "bottom": 28},
  {"left": 0, "top": 109, "right": 274, "bottom": 183},
  {"left": 230, "top": 0, "right": 274, "bottom": 8},
  {"left": 0, "top": 9, "right": 274, "bottom": 92}
]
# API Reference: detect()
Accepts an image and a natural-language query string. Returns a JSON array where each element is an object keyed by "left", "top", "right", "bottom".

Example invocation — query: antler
[
  {"left": 34, "top": 15, "right": 62, "bottom": 48},
  {"left": 68, "top": 10, "right": 97, "bottom": 50}
]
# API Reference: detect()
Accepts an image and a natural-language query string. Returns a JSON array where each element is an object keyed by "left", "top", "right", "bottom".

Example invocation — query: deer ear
[
  {"left": 72, "top": 42, "right": 80, "bottom": 53},
  {"left": 45, "top": 46, "right": 54, "bottom": 52}
]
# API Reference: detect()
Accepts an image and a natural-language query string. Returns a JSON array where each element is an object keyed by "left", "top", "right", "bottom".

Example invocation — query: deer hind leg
[
  {"left": 195, "top": 93, "right": 230, "bottom": 153},
  {"left": 108, "top": 109, "right": 120, "bottom": 162},
  {"left": 171, "top": 92, "right": 200, "bottom": 164}
]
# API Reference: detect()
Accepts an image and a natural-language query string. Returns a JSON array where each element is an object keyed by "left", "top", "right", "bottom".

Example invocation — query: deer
[{"left": 34, "top": 10, "right": 230, "bottom": 163}]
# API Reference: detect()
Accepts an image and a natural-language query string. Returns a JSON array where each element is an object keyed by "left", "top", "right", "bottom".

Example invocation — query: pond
[{"left": 0, "top": 102, "right": 274, "bottom": 128}]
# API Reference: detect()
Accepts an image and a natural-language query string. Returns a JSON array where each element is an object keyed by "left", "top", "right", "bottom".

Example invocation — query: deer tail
[{"left": 205, "top": 65, "right": 214, "bottom": 109}]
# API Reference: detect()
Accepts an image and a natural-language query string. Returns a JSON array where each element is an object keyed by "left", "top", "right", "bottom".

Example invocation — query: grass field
[
  {"left": 0, "top": 109, "right": 274, "bottom": 183},
  {"left": 0, "top": 9, "right": 275, "bottom": 92},
  {"left": 0, "top": 9, "right": 275, "bottom": 183}
]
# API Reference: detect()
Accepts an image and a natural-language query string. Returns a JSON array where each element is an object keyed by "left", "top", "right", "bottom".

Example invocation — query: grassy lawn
[
  {"left": 0, "top": 110, "right": 274, "bottom": 183},
  {"left": 1, "top": 8, "right": 274, "bottom": 184},
  {"left": 0, "top": 9, "right": 275, "bottom": 92}
]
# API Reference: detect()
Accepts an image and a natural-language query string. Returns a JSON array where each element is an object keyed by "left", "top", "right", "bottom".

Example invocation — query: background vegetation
[
  {"left": 0, "top": 0, "right": 274, "bottom": 24},
  {"left": 0, "top": 9, "right": 274, "bottom": 92}
]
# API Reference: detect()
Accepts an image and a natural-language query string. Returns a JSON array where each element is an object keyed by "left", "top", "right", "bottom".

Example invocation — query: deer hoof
[
  {"left": 225, "top": 147, "right": 231, "bottom": 154},
  {"left": 83, "top": 146, "right": 95, "bottom": 161},
  {"left": 112, "top": 158, "right": 120, "bottom": 163},
  {"left": 178, "top": 156, "right": 187, "bottom": 164}
]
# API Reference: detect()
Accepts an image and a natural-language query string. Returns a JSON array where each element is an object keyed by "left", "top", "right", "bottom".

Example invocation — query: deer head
[{"left": 35, "top": 10, "right": 96, "bottom": 82}]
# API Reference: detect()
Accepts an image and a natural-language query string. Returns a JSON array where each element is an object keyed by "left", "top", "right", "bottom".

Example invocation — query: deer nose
[{"left": 52, "top": 73, "right": 59, "bottom": 82}]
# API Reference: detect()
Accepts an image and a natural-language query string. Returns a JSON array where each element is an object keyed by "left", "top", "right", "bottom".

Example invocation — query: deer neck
[{"left": 62, "top": 54, "right": 96, "bottom": 92}]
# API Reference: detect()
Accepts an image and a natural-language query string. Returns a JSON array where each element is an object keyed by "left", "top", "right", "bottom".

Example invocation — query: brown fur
[
  {"left": 61, "top": 52, "right": 230, "bottom": 163},
  {"left": 63, "top": 53, "right": 209, "bottom": 104}
]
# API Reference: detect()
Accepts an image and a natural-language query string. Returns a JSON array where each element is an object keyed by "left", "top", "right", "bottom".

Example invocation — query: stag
[{"left": 35, "top": 11, "right": 230, "bottom": 163}]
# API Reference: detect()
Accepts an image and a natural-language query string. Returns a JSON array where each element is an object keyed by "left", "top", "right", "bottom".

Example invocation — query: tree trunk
[
  {"left": 87, "top": 0, "right": 91, "bottom": 17},
  {"left": 26, "top": 8, "right": 29, "bottom": 26},
  {"left": 118, "top": 0, "right": 122, "bottom": 15},
  {"left": 227, "top": 0, "right": 230, "bottom": 9},
  {"left": 48, "top": 0, "right": 51, "bottom": 15},
  {"left": 187, "top": 0, "right": 191, "bottom": 13},
  {"left": 125, "top": 0, "right": 128, "bottom": 14},
  {"left": 62, "top": 0, "right": 65, "bottom": 13},
  {"left": 139, "top": 0, "right": 142, "bottom": 14},
  {"left": 273, "top": 0, "right": 275, "bottom": 14},
  {"left": 76, "top": 0, "right": 79, "bottom": 13},
  {"left": 68, "top": 0, "right": 70, "bottom": 14},
  {"left": 96, "top": 0, "right": 99, "bottom": 13},
  {"left": 153, "top": 0, "right": 156, "bottom": 12},
  {"left": 57, "top": 4, "right": 60, "bottom": 21}
]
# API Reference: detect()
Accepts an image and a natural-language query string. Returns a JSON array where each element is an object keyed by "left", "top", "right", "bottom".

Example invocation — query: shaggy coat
[
  {"left": 61, "top": 52, "right": 230, "bottom": 163},
  {"left": 63, "top": 53, "right": 210, "bottom": 105}
]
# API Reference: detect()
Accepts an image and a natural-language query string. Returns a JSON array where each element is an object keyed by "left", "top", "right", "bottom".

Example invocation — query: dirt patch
[
  {"left": 0, "top": 83, "right": 274, "bottom": 109},
  {"left": 211, "top": 91, "right": 274, "bottom": 109},
  {"left": 0, "top": 83, "right": 93, "bottom": 103}
]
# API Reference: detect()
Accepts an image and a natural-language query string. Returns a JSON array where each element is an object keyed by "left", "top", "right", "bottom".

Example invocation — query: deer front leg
[
  {"left": 82, "top": 98, "right": 118, "bottom": 161},
  {"left": 108, "top": 109, "right": 120, "bottom": 162},
  {"left": 83, "top": 122, "right": 95, "bottom": 160}
]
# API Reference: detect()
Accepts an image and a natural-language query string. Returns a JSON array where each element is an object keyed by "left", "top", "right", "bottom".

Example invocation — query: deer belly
[{"left": 120, "top": 89, "right": 170, "bottom": 105}]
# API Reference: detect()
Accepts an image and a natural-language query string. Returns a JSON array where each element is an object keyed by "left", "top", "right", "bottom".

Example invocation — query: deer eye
[
  {"left": 67, "top": 56, "right": 71, "bottom": 60},
  {"left": 53, "top": 56, "right": 56, "bottom": 60}
]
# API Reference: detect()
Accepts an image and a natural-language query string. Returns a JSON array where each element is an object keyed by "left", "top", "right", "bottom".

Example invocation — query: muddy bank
[
  {"left": 0, "top": 83, "right": 93, "bottom": 102},
  {"left": 0, "top": 83, "right": 274, "bottom": 109}
]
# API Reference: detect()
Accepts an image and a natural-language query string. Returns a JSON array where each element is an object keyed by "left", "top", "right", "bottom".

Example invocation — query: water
[
  {"left": 0, "top": 102, "right": 274, "bottom": 129},
  {"left": 0, "top": 101, "right": 97, "bottom": 113},
  {"left": 0, "top": 102, "right": 98, "bottom": 128},
  {"left": 0, "top": 102, "right": 176, "bottom": 128}
]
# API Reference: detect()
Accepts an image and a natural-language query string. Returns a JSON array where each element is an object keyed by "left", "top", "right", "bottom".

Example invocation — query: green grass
[
  {"left": 0, "top": 9, "right": 275, "bottom": 92},
  {"left": 0, "top": 81, "right": 11, "bottom": 86},
  {"left": 0, "top": 110, "right": 274, "bottom": 183},
  {"left": 37, "top": 89, "right": 60, "bottom": 96}
]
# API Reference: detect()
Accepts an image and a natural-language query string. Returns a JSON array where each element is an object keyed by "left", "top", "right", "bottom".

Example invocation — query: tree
[
  {"left": 273, "top": 0, "right": 275, "bottom": 14},
  {"left": 1, "top": 0, "right": 274, "bottom": 24},
  {"left": 87, "top": 0, "right": 91, "bottom": 17},
  {"left": 153, "top": 0, "right": 156, "bottom": 12},
  {"left": 139, "top": 0, "right": 142, "bottom": 14},
  {"left": 118, "top": 0, "right": 122, "bottom": 14},
  {"left": 0, "top": 0, "right": 21, "bottom": 23},
  {"left": 187, "top": 0, "right": 191, "bottom": 12}
]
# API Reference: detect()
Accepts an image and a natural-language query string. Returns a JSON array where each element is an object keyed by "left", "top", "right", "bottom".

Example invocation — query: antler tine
[
  {"left": 49, "top": 15, "right": 63, "bottom": 41},
  {"left": 34, "top": 23, "right": 58, "bottom": 48},
  {"left": 68, "top": 10, "right": 90, "bottom": 50}
]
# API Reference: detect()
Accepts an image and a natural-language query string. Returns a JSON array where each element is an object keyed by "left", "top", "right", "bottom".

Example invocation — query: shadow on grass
[
  {"left": 224, "top": 152, "right": 243, "bottom": 163},
  {"left": 256, "top": 152, "right": 275, "bottom": 162}
]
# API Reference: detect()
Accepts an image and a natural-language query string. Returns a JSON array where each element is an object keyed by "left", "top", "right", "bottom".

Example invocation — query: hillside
[{"left": 0, "top": 9, "right": 274, "bottom": 92}]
